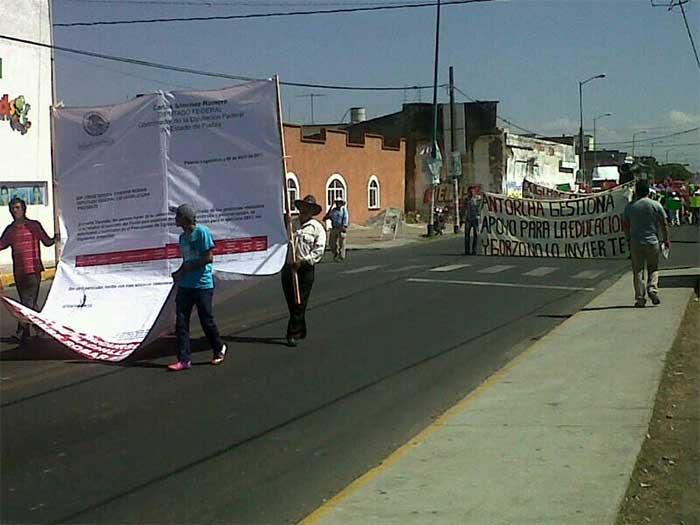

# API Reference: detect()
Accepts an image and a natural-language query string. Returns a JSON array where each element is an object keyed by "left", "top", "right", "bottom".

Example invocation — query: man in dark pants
[
  {"left": 0, "top": 197, "right": 56, "bottom": 343},
  {"left": 168, "top": 204, "right": 227, "bottom": 371},
  {"left": 281, "top": 195, "right": 326, "bottom": 347},
  {"left": 463, "top": 187, "right": 482, "bottom": 255}
]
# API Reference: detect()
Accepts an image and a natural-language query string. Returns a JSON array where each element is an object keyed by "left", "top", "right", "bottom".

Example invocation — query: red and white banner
[
  {"left": 480, "top": 183, "right": 634, "bottom": 258},
  {"left": 2, "top": 80, "right": 288, "bottom": 360}
]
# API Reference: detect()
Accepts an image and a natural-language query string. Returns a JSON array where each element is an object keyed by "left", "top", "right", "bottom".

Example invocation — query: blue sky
[{"left": 53, "top": 0, "right": 700, "bottom": 169}]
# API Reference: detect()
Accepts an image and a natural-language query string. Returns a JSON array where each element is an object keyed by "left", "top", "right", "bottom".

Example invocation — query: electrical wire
[
  {"left": 63, "top": 0, "right": 412, "bottom": 5},
  {"left": 54, "top": 0, "right": 494, "bottom": 27},
  {"left": 678, "top": 0, "right": 700, "bottom": 70},
  {"left": 0, "top": 34, "right": 443, "bottom": 91},
  {"left": 454, "top": 85, "right": 543, "bottom": 136},
  {"left": 596, "top": 127, "right": 700, "bottom": 146}
]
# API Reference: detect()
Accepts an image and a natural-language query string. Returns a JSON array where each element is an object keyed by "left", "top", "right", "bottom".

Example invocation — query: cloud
[
  {"left": 534, "top": 117, "right": 577, "bottom": 134},
  {"left": 668, "top": 110, "right": 700, "bottom": 126}
]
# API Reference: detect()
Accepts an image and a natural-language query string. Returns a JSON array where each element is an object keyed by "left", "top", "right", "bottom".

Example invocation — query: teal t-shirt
[{"left": 178, "top": 224, "right": 215, "bottom": 289}]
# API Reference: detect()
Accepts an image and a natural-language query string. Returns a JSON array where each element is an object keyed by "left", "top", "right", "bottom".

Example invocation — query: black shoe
[
  {"left": 286, "top": 337, "right": 297, "bottom": 348},
  {"left": 634, "top": 300, "right": 646, "bottom": 308},
  {"left": 649, "top": 294, "right": 661, "bottom": 305}
]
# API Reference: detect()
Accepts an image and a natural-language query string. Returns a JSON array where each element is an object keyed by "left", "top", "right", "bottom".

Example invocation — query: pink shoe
[{"left": 167, "top": 361, "right": 191, "bottom": 371}]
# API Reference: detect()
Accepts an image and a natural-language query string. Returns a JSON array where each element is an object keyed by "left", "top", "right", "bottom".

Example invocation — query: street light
[
  {"left": 578, "top": 74, "right": 606, "bottom": 185},
  {"left": 592, "top": 112, "right": 612, "bottom": 174},
  {"left": 665, "top": 148, "right": 675, "bottom": 164},
  {"left": 631, "top": 130, "right": 647, "bottom": 157}
]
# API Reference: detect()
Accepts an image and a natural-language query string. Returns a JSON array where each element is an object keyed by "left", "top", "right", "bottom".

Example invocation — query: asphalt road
[{"left": 1, "top": 227, "right": 697, "bottom": 524}]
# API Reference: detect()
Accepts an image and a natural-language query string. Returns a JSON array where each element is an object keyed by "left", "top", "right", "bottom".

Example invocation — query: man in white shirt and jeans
[
  {"left": 323, "top": 198, "right": 349, "bottom": 262},
  {"left": 622, "top": 179, "right": 671, "bottom": 308},
  {"left": 282, "top": 195, "right": 327, "bottom": 347}
]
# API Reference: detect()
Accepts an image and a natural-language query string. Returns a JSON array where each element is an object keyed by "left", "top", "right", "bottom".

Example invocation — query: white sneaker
[{"left": 212, "top": 344, "right": 227, "bottom": 365}]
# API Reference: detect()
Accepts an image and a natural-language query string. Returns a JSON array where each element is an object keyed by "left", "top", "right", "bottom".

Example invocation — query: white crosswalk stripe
[
  {"left": 523, "top": 267, "right": 558, "bottom": 277},
  {"left": 429, "top": 264, "right": 471, "bottom": 273},
  {"left": 573, "top": 270, "right": 605, "bottom": 280},
  {"left": 341, "top": 265, "right": 384, "bottom": 274},
  {"left": 477, "top": 265, "right": 515, "bottom": 274},
  {"left": 387, "top": 264, "right": 427, "bottom": 273}
]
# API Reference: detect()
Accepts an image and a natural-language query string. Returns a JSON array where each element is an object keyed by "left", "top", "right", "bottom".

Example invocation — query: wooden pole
[{"left": 274, "top": 76, "right": 301, "bottom": 305}]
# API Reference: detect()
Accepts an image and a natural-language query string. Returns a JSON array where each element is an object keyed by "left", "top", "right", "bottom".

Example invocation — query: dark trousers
[
  {"left": 15, "top": 272, "right": 40, "bottom": 337},
  {"left": 465, "top": 221, "right": 478, "bottom": 254},
  {"left": 281, "top": 263, "right": 315, "bottom": 339},
  {"left": 175, "top": 286, "right": 223, "bottom": 363}
]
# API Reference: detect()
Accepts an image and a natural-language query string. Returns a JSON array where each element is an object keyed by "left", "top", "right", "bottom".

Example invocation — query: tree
[{"left": 653, "top": 163, "right": 694, "bottom": 182}]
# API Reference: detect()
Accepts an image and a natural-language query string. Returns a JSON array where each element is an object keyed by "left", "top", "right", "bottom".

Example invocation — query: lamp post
[
  {"left": 631, "top": 130, "right": 647, "bottom": 158},
  {"left": 427, "top": 0, "right": 442, "bottom": 236},
  {"left": 578, "top": 74, "right": 606, "bottom": 186},
  {"left": 592, "top": 112, "right": 611, "bottom": 176},
  {"left": 665, "top": 148, "right": 675, "bottom": 164}
]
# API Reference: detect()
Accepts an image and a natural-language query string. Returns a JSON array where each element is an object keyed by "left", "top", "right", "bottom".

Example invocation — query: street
[{"left": 1, "top": 229, "right": 697, "bottom": 524}]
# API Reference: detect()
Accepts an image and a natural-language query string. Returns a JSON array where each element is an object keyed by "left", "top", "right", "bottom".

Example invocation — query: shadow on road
[{"left": 222, "top": 335, "right": 289, "bottom": 347}]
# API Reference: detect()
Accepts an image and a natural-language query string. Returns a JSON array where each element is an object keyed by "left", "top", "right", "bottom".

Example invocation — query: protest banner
[
  {"left": 480, "top": 183, "right": 633, "bottom": 259},
  {"left": 522, "top": 179, "right": 580, "bottom": 200},
  {"left": 1, "top": 80, "right": 289, "bottom": 360}
]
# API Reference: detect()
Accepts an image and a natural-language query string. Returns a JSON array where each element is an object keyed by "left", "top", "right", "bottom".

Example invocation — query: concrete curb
[
  {"left": 300, "top": 272, "right": 693, "bottom": 525},
  {"left": 0, "top": 268, "right": 56, "bottom": 289}
]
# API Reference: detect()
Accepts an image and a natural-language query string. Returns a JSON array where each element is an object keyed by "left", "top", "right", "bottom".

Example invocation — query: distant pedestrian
[
  {"left": 689, "top": 189, "right": 700, "bottom": 225},
  {"left": 323, "top": 198, "right": 349, "bottom": 262},
  {"left": 168, "top": 204, "right": 226, "bottom": 371},
  {"left": 622, "top": 179, "right": 670, "bottom": 308},
  {"left": 282, "top": 195, "right": 326, "bottom": 347},
  {"left": 0, "top": 197, "right": 56, "bottom": 343},
  {"left": 667, "top": 192, "right": 682, "bottom": 226},
  {"left": 463, "top": 187, "right": 482, "bottom": 255}
]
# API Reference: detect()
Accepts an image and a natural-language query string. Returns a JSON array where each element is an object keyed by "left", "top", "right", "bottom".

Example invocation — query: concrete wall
[
  {"left": 0, "top": 0, "right": 55, "bottom": 272},
  {"left": 283, "top": 125, "right": 406, "bottom": 225},
  {"left": 504, "top": 133, "right": 576, "bottom": 196}
]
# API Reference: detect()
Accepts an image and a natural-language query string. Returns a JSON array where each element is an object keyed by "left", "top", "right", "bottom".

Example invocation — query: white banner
[
  {"left": 480, "top": 183, "right": 633, "bottom": 258},
  {"left": 521, "top": 179, "right": 579, "bottom": 200},
  {"left": 1, "top": 80, "right": 288, "bottom": 360}
]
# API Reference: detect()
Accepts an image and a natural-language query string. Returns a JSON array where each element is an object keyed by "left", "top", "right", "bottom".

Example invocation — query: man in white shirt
[{"left": 282, "top": 195, "right": 326, "bottom": 347}]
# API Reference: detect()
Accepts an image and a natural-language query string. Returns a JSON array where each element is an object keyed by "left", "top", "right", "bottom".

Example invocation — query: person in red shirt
[{"left": 0, "top": 197, "right": 56, "bottom": 342}]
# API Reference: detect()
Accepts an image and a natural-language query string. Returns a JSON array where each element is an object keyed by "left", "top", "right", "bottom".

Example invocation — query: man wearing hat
[
  {"left": 323, "top": 197, "right": 349, "bottom": 262},
  {"left": 168, "top": 204, "right": 227, "bottom": 371},
  {"left": 282, "top": 195, "right": 326, "bottom": 347}
]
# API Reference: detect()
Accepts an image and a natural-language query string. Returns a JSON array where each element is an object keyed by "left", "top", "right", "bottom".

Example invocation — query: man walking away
[
  {"left": 168, "top": 204, "right": 227, "bottom": 371},
  {"left": 323, "top": 198, "right": 349, "bottom": 262},
  {"left": 689, "top": 188, "right": 700, "bottom": 226},
  {"left": 463, "top": 187, "right": 482, "bottom": 255},
  {"left": 622, "top": 180, "right": 670, "bottom": 308},
  {"left": 0, "top": 197, "right": 56, "bottom": 343},
  {"left": 282, "top": 195, "right": 326, "bottom": 347}
]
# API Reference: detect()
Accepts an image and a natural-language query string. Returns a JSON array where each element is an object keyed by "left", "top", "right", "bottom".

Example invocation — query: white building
[{"left": 0, "top": 0, "right": 56, "bottom": 272}]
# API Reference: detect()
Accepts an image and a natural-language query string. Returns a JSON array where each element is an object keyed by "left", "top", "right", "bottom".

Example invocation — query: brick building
[{"left": 283, "top": 124, "right": 406, "bottom": 225}]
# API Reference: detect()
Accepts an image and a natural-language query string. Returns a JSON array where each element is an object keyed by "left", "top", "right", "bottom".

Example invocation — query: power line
[
  {"left": 54, "top": 0, "right": 494, "bottom": 27},
  {"left": 678, "top": 0, "right": 700, "bottom": 70},
  {"left": 63, "top": 0, "right": 412, "bottom": 5},
  {"left": 454, "top": 85, "right": 543, "bottom": 136},
  {"left": 0, "top": 34, "right": 443, "bottom": 91},
  {"left": 596, "top": 127, "right": 700, "bottom": 146}
]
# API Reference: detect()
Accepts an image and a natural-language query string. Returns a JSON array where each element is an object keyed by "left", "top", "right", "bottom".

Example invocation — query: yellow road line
[
  {"left": 0, "top": 268, "right": 56, "bottom": 289},
  {"left": 298, "top": 339, "right": 546, "bottom": 525}
]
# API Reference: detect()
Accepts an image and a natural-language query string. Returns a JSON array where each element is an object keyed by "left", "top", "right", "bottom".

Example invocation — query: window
[
  {"left": 367, "top": 176, "right": 380, "bottom": 209},
  {"left": 325, "top": 174, "right": 347, "bottom": 210},
  {"left": 286, "top": 172, "right": 300, "bottom": 213}
]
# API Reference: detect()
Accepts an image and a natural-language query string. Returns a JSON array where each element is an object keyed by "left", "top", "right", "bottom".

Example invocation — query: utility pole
[
  {"left": 428, "top": 0, "right": 442, "bottom": 236},
  {"left": 296, "top": 93, "right": 326, "bottom": 124},
  {"left": 449, "top": 66, "right": 460, "bottom": 234}
]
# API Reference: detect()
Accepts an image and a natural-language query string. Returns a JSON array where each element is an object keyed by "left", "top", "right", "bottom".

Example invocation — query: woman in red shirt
[{"left": 0, "top": 197, "right": 56, "bottom": 342}]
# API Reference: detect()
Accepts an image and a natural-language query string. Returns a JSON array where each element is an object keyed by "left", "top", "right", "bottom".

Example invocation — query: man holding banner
[{"left": 623, "top": 180, "right": 670, "bottom": 308}]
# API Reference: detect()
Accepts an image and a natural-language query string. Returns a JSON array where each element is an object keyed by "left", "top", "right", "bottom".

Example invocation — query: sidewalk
[
  {"left": 300, "top": 273, "right": 694, "bottom": 525},
  {"left": 345, "top": 222, "right": 456, "bottom": 251}
]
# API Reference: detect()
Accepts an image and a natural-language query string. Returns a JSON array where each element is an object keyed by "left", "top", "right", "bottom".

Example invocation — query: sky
[{"left": 51, "top": 0, "right": 700, "bottom": 170}]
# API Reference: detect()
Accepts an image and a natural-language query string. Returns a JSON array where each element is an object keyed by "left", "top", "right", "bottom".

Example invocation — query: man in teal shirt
[{"left": 168, "top": 204, "right": 226, "bottom": 371}]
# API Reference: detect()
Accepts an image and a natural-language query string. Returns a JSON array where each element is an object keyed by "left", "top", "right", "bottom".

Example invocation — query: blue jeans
[{"left": 175, "top": 286, "right": 223, "bottom": 363}]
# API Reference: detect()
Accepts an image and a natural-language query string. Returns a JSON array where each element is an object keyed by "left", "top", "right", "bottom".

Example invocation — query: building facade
[{"left": 283, "top": 124, "right": 406, "bottom": 226}]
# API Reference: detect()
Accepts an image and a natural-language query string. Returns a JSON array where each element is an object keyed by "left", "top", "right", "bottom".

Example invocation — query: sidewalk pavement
[
  {"left": 345, "top": 222, "right": 454, "bottom": 251},
  {"left": 300, "top": 272, "right": 695, "bottom": 525}
]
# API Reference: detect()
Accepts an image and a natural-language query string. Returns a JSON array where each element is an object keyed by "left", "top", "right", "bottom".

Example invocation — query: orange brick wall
[{"left": 283, "top": 125, "right": 406, "bottom": 225}]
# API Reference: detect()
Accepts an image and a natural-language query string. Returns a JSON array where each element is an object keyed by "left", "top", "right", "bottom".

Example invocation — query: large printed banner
[
  {"left": 480, "top": 183, "right": 633, "bottom": 258},
  {"left": 521, "top": 179, "right": 580, "bottom": 200},
  {"left": 2, "top": 80, "right": 288, "bottom": 360}
]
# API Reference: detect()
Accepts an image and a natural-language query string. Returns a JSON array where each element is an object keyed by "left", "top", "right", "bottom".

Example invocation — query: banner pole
[
  {"left": 48, "top": 0, "right": 61, "bottom": 266},
  {"left": 274, "top": 76, "right": 301, "bottom": 305}
]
